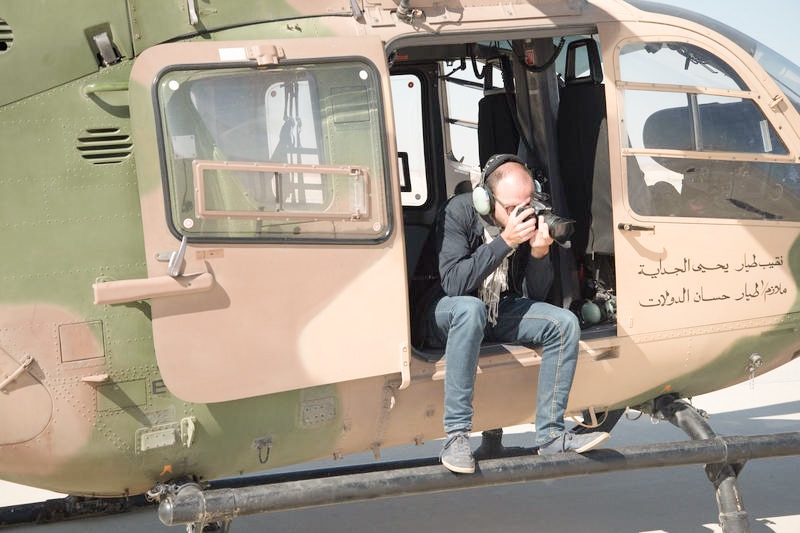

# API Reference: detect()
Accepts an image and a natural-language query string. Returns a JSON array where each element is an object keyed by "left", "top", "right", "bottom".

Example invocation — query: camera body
[{"left": 515, "top": 200, "right": 575, "bottom": 246}]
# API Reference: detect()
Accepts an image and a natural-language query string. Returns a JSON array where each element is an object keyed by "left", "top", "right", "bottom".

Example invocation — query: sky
[{"left": 653, "top": 0, "right": 800, "bottom": 66}]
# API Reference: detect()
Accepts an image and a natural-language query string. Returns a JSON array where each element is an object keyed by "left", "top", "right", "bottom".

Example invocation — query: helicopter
[{"left": 1, "top": 0, "right": 800, "bottom": 530}]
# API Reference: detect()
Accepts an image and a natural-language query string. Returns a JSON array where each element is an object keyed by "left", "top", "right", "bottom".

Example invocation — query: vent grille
[
  {"left": 77, "top": 128, "right": 133, "bottom": 165},
  {"left": 0, "top": 18, "right": 12, "bottom": 53}
]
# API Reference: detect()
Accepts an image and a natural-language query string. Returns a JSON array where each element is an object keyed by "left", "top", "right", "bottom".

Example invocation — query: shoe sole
[
  {"left": 441, "top": 458, "right": 475, "bottom": 474},
  {"left": 573, "top": 432, "right": 610, "bottom": 454}
]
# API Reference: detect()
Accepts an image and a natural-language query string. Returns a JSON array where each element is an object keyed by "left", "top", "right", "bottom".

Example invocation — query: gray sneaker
[
  {"left": 440, "top": 432, "right": 475, "bottom": 474},
  {"left": 537, "top": 431, "right": 610, "bottom": 455}
]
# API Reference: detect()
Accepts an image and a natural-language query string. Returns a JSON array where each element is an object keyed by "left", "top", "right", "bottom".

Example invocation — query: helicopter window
[
  {"left": 391, "top": 73, "right": 428, "bottom": 207},
  {"left": 155, "top": 62, "right": 390, "bottom": 242},
  {"left": 659, "top": 159, "right": 800, "bottom": 220},
  {"left": 752, "top": 42, "right": 800, "bottom": 115},
  {"left": 626, "top": 91, "right": 787, "bottom": 155},
  {"left": 441, "top": 59, "right": 503, "bottom": 168},
  {"left": 628, "top": 0, "right": 800, "bottom": 114},
  {"left": 619, "top": 40, "right": 800, "bottom": 221},
  {"left": 619, "top": 42, "right": 746, "bottom": 90}
]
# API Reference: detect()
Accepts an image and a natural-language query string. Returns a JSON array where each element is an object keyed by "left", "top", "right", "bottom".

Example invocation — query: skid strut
[{"left": 655, "top": 395, "right": 750, "bottom": 533}]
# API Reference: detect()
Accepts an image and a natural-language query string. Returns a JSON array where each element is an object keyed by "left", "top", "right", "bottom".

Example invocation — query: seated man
[{"left": 424, "top": 154, "right": 609, "bottom": 474}]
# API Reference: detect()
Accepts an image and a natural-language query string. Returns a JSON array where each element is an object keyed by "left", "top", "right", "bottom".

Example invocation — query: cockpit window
[
  {"left": 752, "top": 44, "right": 800, "bottom": 115},
  {"left": 155, "top": 62, "right": 389, "bottom": 242},
  {"left": 619, "top": 41, "right": 800, "bottom": 221},
  {"left": 620, "top": 41, "right": 746, "bottom": 90},
  {"left": 629, "top": 0, "right": 800, "bottom": 114}
]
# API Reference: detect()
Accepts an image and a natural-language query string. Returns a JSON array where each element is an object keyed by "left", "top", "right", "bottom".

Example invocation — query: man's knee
[
  {"left": 525, "top": 304, "right": 579, "bottom": 346},
  {"left": 449, "top": 296, "right": 487, "bottom": 326},
  {"left": 551, "top": 305, "right": 579, "bottom": 333},
  {"left": 561, "top": 307, "right": 580, "bottom": 331},
  {"left": 554, "top": 307, "right": 580, "bottom": 346}
]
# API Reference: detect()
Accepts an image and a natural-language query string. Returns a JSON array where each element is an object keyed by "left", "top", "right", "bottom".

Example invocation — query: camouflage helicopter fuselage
[{"left": 1, "top": 0, "right": 799, "bottom": 497}]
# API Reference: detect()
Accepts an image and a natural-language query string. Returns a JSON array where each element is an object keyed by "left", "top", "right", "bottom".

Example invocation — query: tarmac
[{"left": 2, "top": 357, "right": 799, "bottom": 532}]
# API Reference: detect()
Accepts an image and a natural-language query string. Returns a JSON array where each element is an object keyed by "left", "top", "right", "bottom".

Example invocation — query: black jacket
[
  {"left": 436, "top": 193, "right": 553, "bottom": 301},
  {"left": 413, "top": 193, "right": 553, "bottom": 348}
]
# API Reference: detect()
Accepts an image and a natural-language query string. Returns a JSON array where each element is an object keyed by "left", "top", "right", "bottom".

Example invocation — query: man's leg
[
  {"left": 430, "top": 295, "right": 487, "bottom": 433},
  {"left": 428, "top": 295, "right": 487, "bottom": 473},
  {"left": 492, "top": 298, "right": 606, "bottom": 451}
]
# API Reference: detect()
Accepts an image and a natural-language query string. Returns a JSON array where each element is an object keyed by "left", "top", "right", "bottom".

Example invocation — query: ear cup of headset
[
  {"left": 472, "top": 186, "right": 493, "bottom": 215},
  {"left": 473, "top": 153, "right": 526, "bottom": 215}
]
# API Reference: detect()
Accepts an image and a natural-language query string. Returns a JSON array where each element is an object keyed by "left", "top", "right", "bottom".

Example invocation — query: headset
[{"left": 472, "top": 153, "right": 528, "bottom": 215}]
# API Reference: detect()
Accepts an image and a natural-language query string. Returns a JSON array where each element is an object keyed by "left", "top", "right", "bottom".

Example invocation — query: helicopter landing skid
[
  {"left": 157, "top": 403, "right": 800, "bottom": 533},
  {"left": 4, "top": 406, "right": 798, "bottom": 531}
]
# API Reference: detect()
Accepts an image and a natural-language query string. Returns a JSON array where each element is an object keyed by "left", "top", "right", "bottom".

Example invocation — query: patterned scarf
[{"left": 479, "top": 227, "right": 513, "bottom": 326}]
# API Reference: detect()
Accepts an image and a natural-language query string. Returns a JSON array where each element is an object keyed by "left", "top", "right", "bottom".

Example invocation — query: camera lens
[{"left": 542, "top": 213, "right": 574, "bottom": 244}]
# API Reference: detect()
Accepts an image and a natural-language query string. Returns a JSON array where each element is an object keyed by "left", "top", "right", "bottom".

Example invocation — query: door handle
[
  {"left": 167, "top": 235, "right": 188, "bottom": 277},
  {"left": 618, "top": 222, "right": 655, "bottom": 232},
  {"left": 93, "top": 270, "right": 214, "bottom": 305}
]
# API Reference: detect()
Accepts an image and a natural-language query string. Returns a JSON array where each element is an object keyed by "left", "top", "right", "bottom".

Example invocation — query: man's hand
[
  {"left": 529, "top": 215, "right": 553, "bottom": 258},
  {"left": 499, "top": 204, "right": 537, "bottom": 249}
]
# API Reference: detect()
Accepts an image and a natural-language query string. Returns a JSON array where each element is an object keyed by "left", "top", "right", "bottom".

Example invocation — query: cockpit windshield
[
  {"left": 630, "top": 0, "right": 800, "bottom": 114},
  {"left": 752, "top": 45, "right": 800, "bottom": 113}
]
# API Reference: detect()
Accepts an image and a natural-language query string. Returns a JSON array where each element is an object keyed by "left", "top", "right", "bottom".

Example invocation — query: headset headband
[{"left": 481, "top": 153, "right": 527, "bottom": 184}]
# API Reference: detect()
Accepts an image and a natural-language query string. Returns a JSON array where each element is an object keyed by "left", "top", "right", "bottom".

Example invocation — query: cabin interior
[
  {"left": 391, "top": 33, "right": 621, "bottom": 357},
  {"left": 390, "top": 23, "right": 799, "bottom": 359}
]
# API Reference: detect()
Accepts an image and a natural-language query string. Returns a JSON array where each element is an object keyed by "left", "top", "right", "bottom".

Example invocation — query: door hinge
[
  {"left": 246, "top": 45, "right": 285, "bottom": 66},
  {"left": 769, "top": 93, "right": 785, "bottom": 110}
]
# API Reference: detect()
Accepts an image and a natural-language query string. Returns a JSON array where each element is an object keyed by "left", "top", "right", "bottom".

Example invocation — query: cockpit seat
[{"left": 557, "top": 38, "right": 608, "bottom": 260}]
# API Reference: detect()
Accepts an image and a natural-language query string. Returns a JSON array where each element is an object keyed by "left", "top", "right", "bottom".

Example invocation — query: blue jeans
[{"left": 427, "top": 295, "right": 580, "bottom": 445}]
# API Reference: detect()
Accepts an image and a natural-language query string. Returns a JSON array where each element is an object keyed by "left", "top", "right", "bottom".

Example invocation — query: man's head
[
  {"left": 487, "top": 161, "right": 534, "bottom": 227},
  {"left": 473, "top": 154, "right": 534, "bottom": 226}
]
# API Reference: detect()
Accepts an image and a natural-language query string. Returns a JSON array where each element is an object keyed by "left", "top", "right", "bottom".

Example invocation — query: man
[{"left": 425, "top": 154, "right": 609, "bottom": 474}]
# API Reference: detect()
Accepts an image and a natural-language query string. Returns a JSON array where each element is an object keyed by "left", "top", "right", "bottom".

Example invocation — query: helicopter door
[
  {"left": 118, "top": 38, "right": 409, "bottom": 403},
  {"left": 599, "top": 22, "right": 800, "bottom": 337}
]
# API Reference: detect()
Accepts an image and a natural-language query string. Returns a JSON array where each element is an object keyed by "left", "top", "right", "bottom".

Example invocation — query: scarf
[{"left": 479, "top": 226, "right": 514, "bottom": 326}]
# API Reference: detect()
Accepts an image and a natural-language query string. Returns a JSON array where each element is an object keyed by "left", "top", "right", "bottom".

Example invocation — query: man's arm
[
  {"left": 437, "top": 197, "right": 511, "bottom": 296},
  {"left": 523, "top": 216, "right": 554, "bottom": 301},
  {"left": 523, "top": 255, "right": 554, "bottom": 301}
]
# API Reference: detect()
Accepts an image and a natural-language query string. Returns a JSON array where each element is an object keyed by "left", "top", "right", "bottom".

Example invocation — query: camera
[{"left": 515, "top": 200, "right": 575, "bottom": 246}]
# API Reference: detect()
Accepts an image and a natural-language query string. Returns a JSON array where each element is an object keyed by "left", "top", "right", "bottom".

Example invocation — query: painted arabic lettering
[
  {"left": 637, "top": 254, "right": 784, "bottom": 278},
  {"left": 639, "top": 281, "right": 788, "bottom": 308},
  {"left": 637, "top": 253, "right": 789, "bottom": 308}
]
